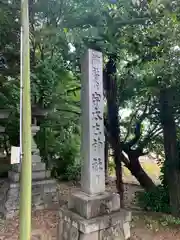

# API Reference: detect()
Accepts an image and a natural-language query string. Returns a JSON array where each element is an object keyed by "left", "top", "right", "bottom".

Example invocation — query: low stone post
[{"left": 58, "top": 49, "right": 131, "bottom": 239}]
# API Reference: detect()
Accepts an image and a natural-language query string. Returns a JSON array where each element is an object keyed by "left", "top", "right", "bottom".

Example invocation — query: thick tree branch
[
  {"left": 125, "top": 96, "right": 152, "bottom": 149},
  {"left": 104, "top": 119, "right": 130, "bottom": 168},
  {"left": 124, "top": 109, "right": 139, "bottom": 143},
  {"left": 138, "top": 125, "right": 162, "bottom": 150}
]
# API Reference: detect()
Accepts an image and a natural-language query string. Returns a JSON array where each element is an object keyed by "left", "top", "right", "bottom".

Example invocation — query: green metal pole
[{"left": 19, "top": 0, "right": 32, "bottom": 239}]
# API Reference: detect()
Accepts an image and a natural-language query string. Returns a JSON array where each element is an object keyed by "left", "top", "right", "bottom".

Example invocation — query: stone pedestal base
[
  {"left": 0, "top": 179, "right": 58, "bottom": 219},
  {"left": 0, "top": 178, "right": 58, "bottom": 219},
  {"left": 58, "top": 207, "right": 131, "bottom": 240},
  {"left": 0, "top": 159, "right": 59, "bottom": 219},
  {"left": 0, "top": 125, "right": 59, "bottom": 219},
  {"left": 68, "top": 191, "right": 120, "bottom": 219},
  {"left": 58, "top": 191, "right": 131, "bottom": 240}
]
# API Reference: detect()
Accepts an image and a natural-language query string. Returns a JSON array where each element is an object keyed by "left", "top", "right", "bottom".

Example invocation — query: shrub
[
  {"left": 65, "top": 162, "right": 81, "bottom": 181},
  {"left": 136, "top": 157, "right": 171, "bottom": 214},
  {"left": 36, "top": 120, "right": 81, "bottom": 179},
  {"left": 136, "top": 184, "right": 170, "bottom": 213}
]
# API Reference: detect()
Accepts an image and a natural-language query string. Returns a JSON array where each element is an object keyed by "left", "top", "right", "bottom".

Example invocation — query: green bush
[
  {"left": 136, "top": 184, "right": 170, "bottom": 213},
  {"left": 65, "top": 162, "right": 81, "bottom": 181},
  {"left": 50, "top": 138, "right": 80, "bottom": 179},
  {"left": 36, "top": 120, "right": 81, "bottom": 179},
  {"left": 136, "top": 162, "right": 170, "bottom": 213}
]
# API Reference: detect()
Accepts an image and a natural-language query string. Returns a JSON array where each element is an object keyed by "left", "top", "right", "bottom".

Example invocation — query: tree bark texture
[
  {"left": 125, "top": 151, "right": 156, "bottom": 191},
  {"left": 105, "top": 56, "right": 124, "bottom": 207},
  {"left": 159, "top": 89, "right": 180, "bottom": 216},
  {"left": 104, "top": 134, "right": 109, "bottom": 182}
]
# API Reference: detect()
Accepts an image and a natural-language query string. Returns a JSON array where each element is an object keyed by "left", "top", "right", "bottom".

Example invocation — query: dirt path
[
  {"left": 131, "top": 212, "right": 180, "bottom": 240},
  {"left": 58, "top": 181, "right": 142, "bottom": 209},
  {"left": 131, "top": 228, "right": 180, "bottom": 240},
  {"left": 1, "top": 209, "right": 180, "bottom": 240},
  {"left": 0, "top": 181, "right": 179, "bottom": 239}
]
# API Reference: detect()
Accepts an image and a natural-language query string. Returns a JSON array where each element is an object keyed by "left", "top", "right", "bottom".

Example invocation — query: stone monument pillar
[
  {"left": 58, "top": 49, "right": 131, "bottom": 239},
  {"left": 0, "top": 124, "right": 58, "bottom": 219}
]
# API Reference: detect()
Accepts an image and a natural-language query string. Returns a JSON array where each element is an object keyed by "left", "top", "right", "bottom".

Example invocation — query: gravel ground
[{"left": 0, "top": 180, "right": 179, "bottom": 239}]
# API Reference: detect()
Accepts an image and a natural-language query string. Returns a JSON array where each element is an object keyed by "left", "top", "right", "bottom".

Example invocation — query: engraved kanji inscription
[
  {"left": 92, "top": 92, "right": 101, "bottom": 110},
  {"left": 92, "top": 157, "right": 103, "bottom": 172}
]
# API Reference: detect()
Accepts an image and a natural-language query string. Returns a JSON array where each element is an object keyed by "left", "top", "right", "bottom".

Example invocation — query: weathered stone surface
[
  {"left": 0, "top": 179, "right": 58, "bottom": 219},
  {"left": 5, "top": 209, "right": 19, "bottom": 219},
  {"left": 70, "top": 225, "right": 79, "bottom": 240},
  {"left": 0, "top": 124, "right": 58, "bottom": 219},
  {"left": 99, "top": 224, "right": 125, "bottom": 239},
  {"left": 32, "top": 154, "right": 42, "bottom": 163},
  {"left": 79, "top": 232, "right": 99, "bottom": 240},
  {"left": 57, "top": 219, "right": 64, "bottom": 238},
  {"left": 8, "top": 170, "right": 51, "bottom": 182},
  {"left": 123, "top": 222, "right": 130, "bottom": 240},
  {"left": 59, "top": 207, "right": 131, "bottom": 235},
  {"left": 31, "top": 125, "right": 43, "bottom": 163},
  {"left": 12, "top": 162, "right": 46, "bottom": 172},
  {"left": 58, "top": 207, "right": 131, "bottom": 240},
  {"left": 68, "top": 191, "right": 120, "bottom": 219},
  {"left": 62, "top": 221, "right": 70, "bottom": 240},
  {"left": 8, "top": 179, "right": 57, "bottom": 189},
  {"left": 43, "top": 181, "right": 57, "bottom": 193},
  {"left": 58, "top": 49, "right": 132, "bottom": 240},
  {"left": 81, "top": 49, "right": 105, "bottom": 195}
]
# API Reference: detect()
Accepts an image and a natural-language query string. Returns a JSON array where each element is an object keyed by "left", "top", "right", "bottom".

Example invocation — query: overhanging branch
[{"left": 125, "top": 96, "right": 151, "bottom": 149}]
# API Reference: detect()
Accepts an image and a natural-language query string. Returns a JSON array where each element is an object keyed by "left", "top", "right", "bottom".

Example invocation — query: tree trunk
[
  {"left": 104, "top": 134, "right": 109, "bottom": 183},
  {"left": 114, "top": 147, "right": 124, "bottom": 207},
  {"left": 105, "top": 127, "right": 156, "bottom": 191},
  {"left": 105, "top": 56, "right": 124, "bottom": 207},
  {"left": 126, "top": 153, "right": 156, "bottom": 191},
  {"left": 159, "top": 89, "right": 180, "bottom": 216}
]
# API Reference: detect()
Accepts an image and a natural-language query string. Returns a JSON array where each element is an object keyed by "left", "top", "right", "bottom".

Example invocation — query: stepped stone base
[
  {"left": 68, "top": 191, "right": 120, "bottom": 219},
  {"left": 0, "top": 125, "right": 59, "bottom": 219},
  {"left": 58, "top": 191, "right": 131, "bottom": 240},
  {"left": 8, "top": 169, "right": 51, "bottom": 182},
  {"left": 0, "top": 178, "right": 58, "bottom": 219},
  {"left": 0, "top": 158, "right": 58, "bottom": 219},
  {"left": 58, "top": 206, "right": 131, "bottom": 240}
]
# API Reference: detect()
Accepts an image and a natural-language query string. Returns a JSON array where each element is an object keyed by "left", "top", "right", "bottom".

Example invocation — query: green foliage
[
  {"left": 65, "top": 163, "right": 81, "bottom": 182},
  {"left": 36, "top": 118, "right": 80, "bottom": 179},
  {"left": 137, "top": 184, "right": 170, "bottom": 213},
  {"left": 1, "top": 0, "right": 180, "bottom": 205},
  {"left": 137, "top": 161, "right": 170, "bottom": 213},
  {"left": 160, "top": 215, "right": 180, "bottom": 226}
]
